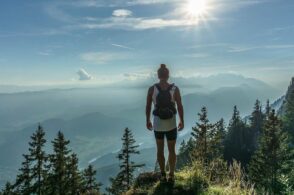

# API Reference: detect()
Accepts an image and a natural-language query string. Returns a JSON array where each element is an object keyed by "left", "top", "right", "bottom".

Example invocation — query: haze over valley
[{"left": 0, "top": 73, "right": 287, "bottom": 188}]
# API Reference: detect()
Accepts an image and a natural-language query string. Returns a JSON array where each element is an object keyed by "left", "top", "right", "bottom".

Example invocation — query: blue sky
[{"left": 0, "top": 0, "right": 294, "bottom": 87}]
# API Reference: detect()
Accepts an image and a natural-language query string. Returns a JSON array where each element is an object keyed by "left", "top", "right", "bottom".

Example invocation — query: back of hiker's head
[{"left": 157, "top": 64, "right": 169, "bottom": 80}]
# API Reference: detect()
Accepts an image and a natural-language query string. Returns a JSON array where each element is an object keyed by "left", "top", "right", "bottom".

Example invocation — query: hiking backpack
[{"left": 153, "top": 84, "right": 177, "bottom": 120}]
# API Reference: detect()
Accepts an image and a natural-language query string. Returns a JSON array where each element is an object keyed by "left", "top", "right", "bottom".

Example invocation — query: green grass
[{"left": 127, "top": 160, "right": 256, "bottom": 195}]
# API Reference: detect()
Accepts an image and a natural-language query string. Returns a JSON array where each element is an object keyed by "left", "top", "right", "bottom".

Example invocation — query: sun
[{"left": 185, "top": 0, "right": 209, "bottom": 18}]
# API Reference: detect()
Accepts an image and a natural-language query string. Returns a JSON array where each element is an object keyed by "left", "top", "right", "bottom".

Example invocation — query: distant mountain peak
[
  {"left": 274, "top": 77, "right": 294, "bottom": 116},
  {"left": 286, "top": 77, "right": 294, "bottom": 100}
]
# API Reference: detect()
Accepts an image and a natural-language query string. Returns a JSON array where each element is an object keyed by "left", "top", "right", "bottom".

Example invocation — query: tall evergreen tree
[
  {"left": 250, "top": 99, "right": 264, "bottom": 134},
  {"left": 108, "top": 128, "right": 144, "bottom": 194},
  {"left": 248, "top": 100, "right": 265, "bottom": 160},
  {"left": 283, "top": 79, "right": 294, "bottom": 141},
  {"left": 106, "top": 173, "right": 125, "bottom": 195},
  {"left": 2, "top": 182, "right": 16, "bottom": 195},
  {"left": 224, "top": 106, "right": 251, "bottom": 166},
  {"left": 67, "top": 153, "right": 83, "bottom": 195},
  {"left": 11, "top": 125, "right": 47, "bottom": 195},
  {"left": 179, "top": 140, "right": 186, "bottom": 155},
  {"left": 27, "top": 124, "right": 47, "bottom": 195},
  {"left": 176, "top": 138, "right": 194, "bottom": 169},
  {"left": 210, "top": 118, "right": 226, "bottom": 159},
  {"left": 191, "top": 107, "right": 214, "bottom": 165},
  {"left": 265, "top": 99, "right": 271, "bottom": 118},
  {"left": 249, "top": 110, "right": 294, "bottom": 194},
  {"left": 1, "top": 128, "right": 103, "bottom": 195},
  {"left": 14, "top": 154, "right": 32, "bottom": 195},
  {"left": 47, "top": 131, "right": 71, "bottom": 195},
  {"left": 82, "top": 164, "right": 101, "bottom": 194}
]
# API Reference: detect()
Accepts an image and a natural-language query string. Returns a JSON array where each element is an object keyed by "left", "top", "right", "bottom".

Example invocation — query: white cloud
[
  {"left": 182, "top": 53, "right": 209, "bottom": 58},
  {"left": 80, "top": 52, "right": 130, "bottom": 64},
  {"left": 112, "top": 9, "right": 132, "bottom": 17},
  {"left": 211, "top": 0, "right": 268, "bottom": 12},
  {"left": 77, "top": 68, "right": 93, "bottom": 81},
  {"left": 71, "top": 0, "right": 124, "bottom": 8},
  {"left": 257, "top": 66, "right": 294, "bottom": 71},
  {"left": 71, "top": 0, "right": 179, "bottom": 7},
  {"left": 228, "top": 44, "right": 294, "bottom": 53},
  {"left": 38, "top": 0, "right": 269, "bottom": 34},
  {"left": 81, "top": 52, "right": 111, "bottom": 63},
  {"left": 127, "top": 0, "right": 179, "bottom": 5},
  {"left": 227, "top": 46, "right": 258, "bottom": 53},
  {"left": 264, "top": 44, "right": 294, "bottom": 49},
  {"left": 72, "top": 0, "right": 105, "bottom": 7},
  {"left": 75, "top": 16, "right": 203, "bottom": 31},
  {"left": 124, "top": 71, "right": 155, "bottom": 80},
  {"left": 111, "top": 43, "right": 133, "bottom": 50},
  {"left": 69, "top": 0, "right": 265, "bottom": 8}
]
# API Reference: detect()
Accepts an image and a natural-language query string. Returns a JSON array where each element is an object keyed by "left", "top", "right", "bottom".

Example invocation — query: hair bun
[{"left": 160, "top": 64, "right": 166, "bottom": 69}]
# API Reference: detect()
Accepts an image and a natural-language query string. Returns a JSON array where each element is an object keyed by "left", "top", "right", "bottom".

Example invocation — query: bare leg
[
  {"left": 155, "top": 138, "right": 165, "bottom": 173},
  {"left": 167, "top": 140, "right": 176, "bottom": 177}
]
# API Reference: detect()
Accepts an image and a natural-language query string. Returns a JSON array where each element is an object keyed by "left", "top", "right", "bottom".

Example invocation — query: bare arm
[
  {"left": 174, "top": 87, "right": 184, "bottom": 130},
  {"left": 145, "top": 86, "right": 153, "bottom": 130}
]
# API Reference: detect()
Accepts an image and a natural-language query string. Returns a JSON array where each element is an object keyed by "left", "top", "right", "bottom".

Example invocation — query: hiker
[{"left": 145, "top": 64, "right": 184, "bottom": 183}]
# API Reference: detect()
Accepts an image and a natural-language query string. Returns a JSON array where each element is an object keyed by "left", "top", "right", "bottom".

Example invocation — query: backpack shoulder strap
[
  {"left": 168, "top": 83, "right": 175, "bottom": 91},
  {"left": 155, "top": 84, "right": 162, "bottom": 92}
]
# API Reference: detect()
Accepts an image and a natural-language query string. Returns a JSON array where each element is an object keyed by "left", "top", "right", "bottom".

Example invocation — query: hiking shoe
[{"left": 160, "top": 172, "right": 167, "bottom": 182}]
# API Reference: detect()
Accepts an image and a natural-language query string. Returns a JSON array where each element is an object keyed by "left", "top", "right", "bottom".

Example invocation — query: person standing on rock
[{"left": 145, "top": 64, "right": 184, "bottom": 183}]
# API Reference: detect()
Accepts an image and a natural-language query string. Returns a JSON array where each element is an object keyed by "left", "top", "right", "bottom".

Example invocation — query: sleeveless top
[{"left": 152, "top": 83, "right": 177, "bottom": 132}]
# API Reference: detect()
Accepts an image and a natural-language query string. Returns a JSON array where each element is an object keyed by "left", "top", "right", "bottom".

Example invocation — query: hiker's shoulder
[
  {"left": 148, "top": 84, "right": 156, "bottom": 94},
  {"left": 171, "top": 84, "right": 180, "bottom": 94},
  {"left": 149, "top": 83, "right": 159, "bottom": 89},
  {"left": 170, "top": 83, "right": 178, "bottom": 90}
]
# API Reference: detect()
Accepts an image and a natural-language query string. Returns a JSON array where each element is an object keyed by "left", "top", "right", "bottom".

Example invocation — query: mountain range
[{"left": 0, "top": 73, "right": 287, "bottom": 189}]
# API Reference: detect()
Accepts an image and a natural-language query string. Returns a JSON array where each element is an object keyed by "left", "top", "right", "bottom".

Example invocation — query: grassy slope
[
  {"left": 126, "top": 161, "right": 255, "bottom": 195},
  {"left": 127, "top": 173, "right": 254, "bottom": 195}
]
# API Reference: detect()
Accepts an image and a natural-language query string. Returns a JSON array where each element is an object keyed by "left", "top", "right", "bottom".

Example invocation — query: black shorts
[{"left": 154, "top": 128, "right": 177, "bottom": 141}]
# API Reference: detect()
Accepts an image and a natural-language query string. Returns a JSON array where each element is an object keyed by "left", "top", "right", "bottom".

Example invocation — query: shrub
[
  {"left": 133, "top": 172, "right": 160, "bottom": 188},
  {"left": 225, "top": 160, "right": 255, "bottom": 195},
  {"left": 205, "top": 158, "right": 228, "bottom": 185},
  {"left": 176, "top": 161, "right": 209, "bottom": 194},
  {"left": 126, "top": 172, "right": 160, "bottom": 195}
]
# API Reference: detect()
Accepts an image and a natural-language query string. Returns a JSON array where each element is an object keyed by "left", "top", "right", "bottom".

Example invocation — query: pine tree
[
  {"left": 248, "top": 100, "right": 265, "bottom": 160},
  {"left": 176, "top": 140, "right": 188, "bottom": 169},
  {"left": 179, "top": 140, "right": 186, "bottom": 154},
  {"left": 191, "top": 107, "right": 214, "bottom": 165},
  {"left": 1, "top": 129, "right": 100, "bottom": 195},
  {"left": 27, "top": 124, "right": 47, "bottom": 195},
  {"left": 14, "top": 154, "right": 32, "bottom": 195},
  {"left": 82, "top": 164, "right": 101, "bottom": 194},
  {"left": 250, "top": 100, "right": 264, "bottom": 132},
  {"left": 249, "top": 110, "right": 294, "bottom": 194},
  {"left": 11, "top": 125, "right": 47, "bottom": 195},
  {"left": 210, "top": 118, "right": 226, "bottom": 159},
  {"left": 108, "top": 128, "right": 144, "bottom": 194},
  {"left": 265, "top": 99, "right": 271, "bottom": 118},
  {"left": 46, "top": 131, "right": 71, "bottom": 195},
  {"left": 283, "top": 80, "right": 294, "bottom": 141},
  {"left": 176, "top": 138, "right": 194, "bottom": 169},
  {"left": 224, "top": 105, "right": 251, "bottom": 166},
  {"left": 106, "top": 173, "right": 124, "bottom": 195},
  {"left": 2, "top": 182, "right": 16, "bottom": 195},
  {"left": 67, "top": 153, "right": 83, "bottom": 195}
]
